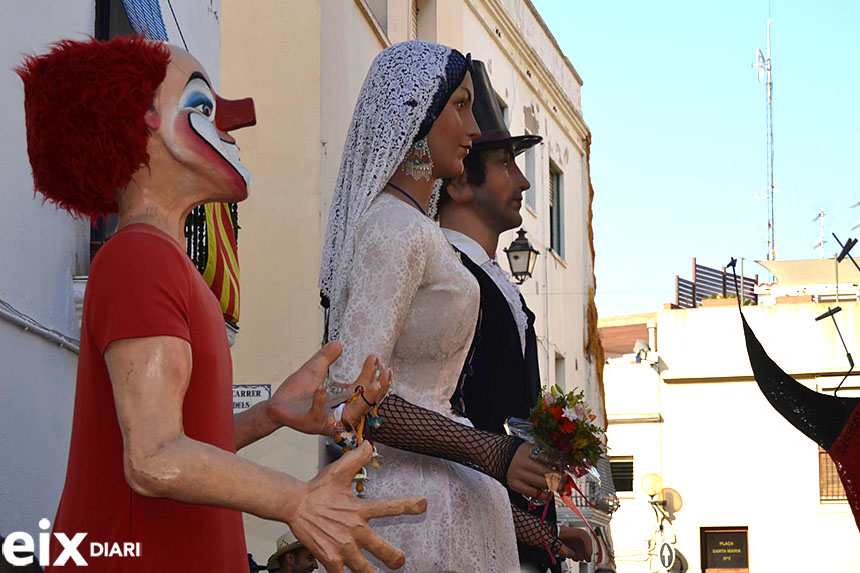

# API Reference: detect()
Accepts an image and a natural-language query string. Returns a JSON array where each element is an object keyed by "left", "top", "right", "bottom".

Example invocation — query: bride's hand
[
  {"left": 266, "top": 343, "right": 389, "bottom": 436},
  {"left": 340, "top": 361, "right": 392, "bottom": 428},
  {"left": 559, "top": 526, "right": 593, "bottom": 561},
  {"left": 506, "top": 442, "right": 561, "bottom": 499}
]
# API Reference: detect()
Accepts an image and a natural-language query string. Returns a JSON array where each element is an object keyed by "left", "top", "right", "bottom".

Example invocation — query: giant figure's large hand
[
  {"left": 284, "top": 441, "right": 427, "bottom": 572},
  {"left": 265, "top": 342, "right": 391, "bottom": 436},
  {"left": 559, "top": 526, "right": 593, "bottom": 562},
  {"left": 506, "top": 442, "right": 560, "bottom": 499}
]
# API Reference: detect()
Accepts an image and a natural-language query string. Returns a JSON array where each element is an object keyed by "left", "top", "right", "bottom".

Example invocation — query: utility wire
[{"left": 0, "top": 296, "right": 79, "bottom": 354}]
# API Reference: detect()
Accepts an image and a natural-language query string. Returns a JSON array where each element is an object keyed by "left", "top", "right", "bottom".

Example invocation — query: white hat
[{"left": 266, "top": 530, "right": 303, "bottom": 570}]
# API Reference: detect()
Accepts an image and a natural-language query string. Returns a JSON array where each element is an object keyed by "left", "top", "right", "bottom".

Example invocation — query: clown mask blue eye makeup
[{"left": 180, "top": 76, "right": 216, "bottom": 119}]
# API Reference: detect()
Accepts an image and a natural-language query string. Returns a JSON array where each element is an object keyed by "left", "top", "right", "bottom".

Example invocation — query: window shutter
[{"left": 548, "top": 166, "right": 555, "bottom": 206}]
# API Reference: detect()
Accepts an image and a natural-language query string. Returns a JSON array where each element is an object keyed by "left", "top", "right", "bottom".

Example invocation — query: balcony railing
[{"left": 675, "top": 258, "right": 757, "bottom": 308}]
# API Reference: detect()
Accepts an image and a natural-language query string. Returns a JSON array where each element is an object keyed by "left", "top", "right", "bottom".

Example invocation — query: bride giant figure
[{"left": 320, "top": 41, "right": 573, "bottom": 572}]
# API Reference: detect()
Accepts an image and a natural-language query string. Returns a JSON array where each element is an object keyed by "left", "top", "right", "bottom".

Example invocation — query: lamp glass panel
[
  {"left": 527, "top": 249, "right": 538, "bottom": 276},
  {"left": 508, "top": 251, "right": 529, "bottom": 276},
  {"left": 641, "top": 473, "right": 664, "bottom": 497}
]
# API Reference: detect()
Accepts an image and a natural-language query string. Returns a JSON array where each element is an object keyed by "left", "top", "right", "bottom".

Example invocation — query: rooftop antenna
[
  {"left": 812, "top": 209, "right": 827, "bottom": 258},
  {"left": 753, "top": 19, "right": 776, "bottom": 262}
]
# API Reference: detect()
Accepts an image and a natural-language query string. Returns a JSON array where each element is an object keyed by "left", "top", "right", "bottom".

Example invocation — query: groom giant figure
[{"left": 438, "top": 61, "right": 592, "bottom": 572}]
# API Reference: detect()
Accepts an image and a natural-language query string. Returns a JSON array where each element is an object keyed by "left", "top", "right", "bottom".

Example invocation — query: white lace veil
[{"left": 319, "top": 40, "right": 466, "bottom": 343}]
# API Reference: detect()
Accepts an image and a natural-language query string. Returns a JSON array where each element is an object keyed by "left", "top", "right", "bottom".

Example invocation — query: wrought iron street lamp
[{"left": 504, "top": 228, "right": 539, "bottom": 284}]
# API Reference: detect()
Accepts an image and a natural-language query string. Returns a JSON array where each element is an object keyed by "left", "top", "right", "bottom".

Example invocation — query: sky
[{"left": 530, "top": 0, "right": 860, "bottom": 317}]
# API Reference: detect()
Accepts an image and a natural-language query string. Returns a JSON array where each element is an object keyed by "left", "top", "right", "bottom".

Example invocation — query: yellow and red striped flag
[{"left": 202, "top": 202, "right": 240, "bottom": 323}]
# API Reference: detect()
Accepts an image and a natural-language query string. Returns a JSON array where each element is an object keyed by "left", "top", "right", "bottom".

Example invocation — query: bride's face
[{"left": 427, "top": 71, "right": 481, "bottom": 179}]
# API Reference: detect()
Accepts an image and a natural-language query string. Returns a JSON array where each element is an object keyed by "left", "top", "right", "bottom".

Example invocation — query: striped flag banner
[{"left": 202, "top": 203, "right": 241, "bottom": 323}]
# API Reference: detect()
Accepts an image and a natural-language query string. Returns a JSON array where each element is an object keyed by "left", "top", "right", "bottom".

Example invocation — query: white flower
[{"left": 563, "top": 406, "right": 579, "bottom": 421}]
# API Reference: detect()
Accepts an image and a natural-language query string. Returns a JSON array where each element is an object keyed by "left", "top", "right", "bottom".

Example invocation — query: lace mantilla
[{"left": 319, "top": 41, "right": 459, "bottom": 344}]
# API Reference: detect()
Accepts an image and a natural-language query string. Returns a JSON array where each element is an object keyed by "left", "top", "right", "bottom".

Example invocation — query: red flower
[
  {"left": 549, "top": 406, "right": 564, "bottom": 421},
  {"left": 559, "top": 418, "right": 576, "bottom": 434}
]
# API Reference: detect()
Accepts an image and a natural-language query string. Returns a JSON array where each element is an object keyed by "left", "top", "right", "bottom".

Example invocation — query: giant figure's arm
[
  {"left": 367, "top": 395, "right": 559, "bottom": 496},
  {"left": 511, "top": 505, "right": 584, "bottom": 561},
  {"left": 233, "top": 343, "right": 391, "bottom": 450},
  {"left": 105, "top": 335, "right": 424, "bottom": 572}
]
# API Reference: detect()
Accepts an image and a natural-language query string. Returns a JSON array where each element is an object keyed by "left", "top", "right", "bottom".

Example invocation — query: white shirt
[{"left": 442, "top": 228, "right": 528, "bottom": 355}]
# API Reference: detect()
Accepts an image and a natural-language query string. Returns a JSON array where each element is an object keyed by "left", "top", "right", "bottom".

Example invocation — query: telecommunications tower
[{"left": 754, "top": 20, "right": 775, "bottom": 261}]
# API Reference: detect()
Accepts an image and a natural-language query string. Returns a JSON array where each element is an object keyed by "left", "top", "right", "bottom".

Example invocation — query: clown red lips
[{"left": 145, "top": 45, "right": 255, "bottom": 203}]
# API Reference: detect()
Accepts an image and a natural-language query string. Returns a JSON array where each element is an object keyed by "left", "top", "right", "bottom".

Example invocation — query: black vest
[{"left": 454, "top": 251, "right": 560, "bottom": 573}]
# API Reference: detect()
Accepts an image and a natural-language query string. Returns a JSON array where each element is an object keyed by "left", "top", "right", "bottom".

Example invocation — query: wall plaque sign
[{"left": 701, "top": 527, "right": 748, "bottom": 571}]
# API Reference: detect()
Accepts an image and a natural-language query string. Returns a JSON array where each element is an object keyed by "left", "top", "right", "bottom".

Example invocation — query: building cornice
[
  {"left": 522, "top": 0, "right": 583, "bottom": 85},
  {"left": 465, "top": 0, "right": 590, "bottom": 148},
  {"left": 662, "top": 372, "right": 860, "bottom": 385},
  {"left": 607, "top": 413, "right": 663, "bottom": 425}
]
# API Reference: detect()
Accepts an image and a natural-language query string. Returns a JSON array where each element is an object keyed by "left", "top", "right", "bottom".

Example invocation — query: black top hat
[{"left": 470, "top": 60, "right": 542, "bottom": 156}]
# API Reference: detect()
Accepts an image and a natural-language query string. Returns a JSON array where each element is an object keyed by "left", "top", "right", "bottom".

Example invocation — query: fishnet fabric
[
  {"left": 368, "top": 394, "right": 523, "bottom": 484},
  {"left": 511, "top": 503, "right": 564, "bottom": 554},
  {"left": 367, "top": 395, "right": 565, "bottom": 558}
]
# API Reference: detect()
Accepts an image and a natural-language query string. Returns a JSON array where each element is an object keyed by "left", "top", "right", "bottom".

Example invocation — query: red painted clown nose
[{"left": 215, "top": 95, "right": 256, "bottom": 132}]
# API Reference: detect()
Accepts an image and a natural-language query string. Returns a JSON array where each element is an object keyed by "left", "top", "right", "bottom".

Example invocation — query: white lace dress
[{"left": 328, "top": 193, "right": 520, "bottom": 572}]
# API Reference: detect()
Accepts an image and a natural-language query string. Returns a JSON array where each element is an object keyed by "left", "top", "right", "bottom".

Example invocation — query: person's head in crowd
[{"left": 267, "top": 530, "right": 318, "bottom": 573}]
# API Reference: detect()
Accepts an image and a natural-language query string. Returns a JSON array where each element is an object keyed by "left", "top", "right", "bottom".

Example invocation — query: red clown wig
[{"left": 17, "top": 36, "right": 170, "bottom": 219}]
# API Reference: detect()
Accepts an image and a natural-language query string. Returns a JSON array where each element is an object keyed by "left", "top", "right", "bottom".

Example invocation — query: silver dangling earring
[{"left": 403, "top": 136, "right": 433, "bottom": 180}]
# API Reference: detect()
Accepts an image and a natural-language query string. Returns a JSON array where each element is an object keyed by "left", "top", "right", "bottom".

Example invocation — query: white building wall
[
  {"left": 605, "top": 302, "right": 860, "bottom": 572},
  {"left": 0, "top": 0, "right": 219, "bottom": 543},
  {"left": 1, "top": 0, "right": 95, "bottom": 543}
]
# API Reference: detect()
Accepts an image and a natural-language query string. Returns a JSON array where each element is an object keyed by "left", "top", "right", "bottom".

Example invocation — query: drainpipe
[{"left": 647, "top": 321, "right": 657, "bottom": 352}]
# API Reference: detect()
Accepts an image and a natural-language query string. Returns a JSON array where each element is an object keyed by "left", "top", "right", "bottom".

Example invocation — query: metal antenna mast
[
  {"left": 754, "top": 20, "right": 775, "bottom": 260},
  {"left": 813, "top": 209, "right": 827, "bottom": 258}
]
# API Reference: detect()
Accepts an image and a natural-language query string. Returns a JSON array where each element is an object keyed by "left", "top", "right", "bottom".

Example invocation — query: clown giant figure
[{"left": 18, "top": 37, "right": 424, "bottom": 572}]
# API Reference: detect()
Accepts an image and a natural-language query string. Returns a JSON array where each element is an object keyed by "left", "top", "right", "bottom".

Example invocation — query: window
[
  {"left": 365, "top": 0, "right": 388, "bottom": 34},
  {"left": 820, "top": 447, "right": 847, "bottom": 501},
  {"left": 554, "top": 353, "right": 565, "bottom": 390},
  {"left": 524, "top": 143, "right": 536, "bottom": 210},
  {"left": 95, "top": 0, "right": 133, "bottom": 40},
  {"left": 610, "top": 455, "right": 633, "bottom": 492},
  {"left": 549, "top": 161, "right": 564, "bottom": 256}
]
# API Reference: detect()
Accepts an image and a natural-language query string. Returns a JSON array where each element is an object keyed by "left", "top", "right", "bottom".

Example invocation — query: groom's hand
[{"left": 284, "top": 441, "right": 427, "bottom": 572}]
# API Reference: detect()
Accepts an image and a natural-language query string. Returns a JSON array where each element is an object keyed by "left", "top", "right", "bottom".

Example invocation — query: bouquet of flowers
[
  {"left": 506, "top": 384, "right": 604, "bottom": 472},
  {"left": 506, "top": 385, "right": 607, "bottom": 563}
]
